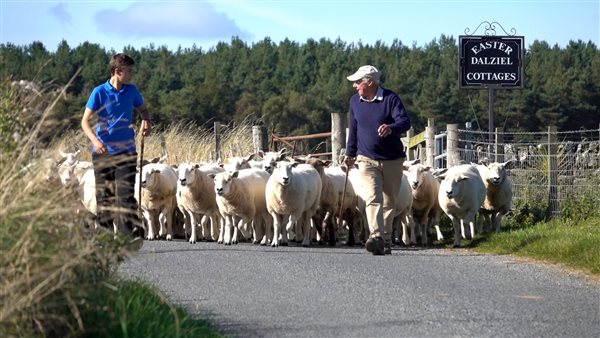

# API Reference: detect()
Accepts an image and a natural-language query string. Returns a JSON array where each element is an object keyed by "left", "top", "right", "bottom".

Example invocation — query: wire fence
[{"left": 407, "top": 122, "right": 600, "bottom": 217}]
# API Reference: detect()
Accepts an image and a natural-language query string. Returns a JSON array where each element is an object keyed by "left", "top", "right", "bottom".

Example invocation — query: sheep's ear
[
  {"left": 208, "top": 173, "right": 217, "bottom": 179},
  {"left": 152, "top": 169, "right": 160, "bottom": 174},
  {"left": 291, "top": 162, "right": 299, "bottom": 168},
  {"left": 232, "top": 171, "right": 239, "bottom": 178},
  {"left": 503, "top": 159, "right": 516, "bottom": 169},
  {"left": 257, "top": 150, "right": 265, "bottom": 158},
  {"left": 432, "top": 168, "right": 448, "bottom": 180}
]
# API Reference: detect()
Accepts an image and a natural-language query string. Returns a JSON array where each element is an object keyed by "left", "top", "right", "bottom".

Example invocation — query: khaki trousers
[{"left": 357, "top": 155, "right": 405, "bottom": 241}]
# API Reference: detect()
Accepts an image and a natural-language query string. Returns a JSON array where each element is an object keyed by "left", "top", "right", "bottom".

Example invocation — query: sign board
[{"left": 459, "top": 35, "right": 524, "bottom": 88}]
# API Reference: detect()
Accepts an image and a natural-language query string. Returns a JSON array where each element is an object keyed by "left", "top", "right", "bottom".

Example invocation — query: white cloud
[
  {"left": 94, "top": 2, "right": 249, "bottom": 40},
  {"left": 49, "top": 3, "right": 71, "bottom": 25}
]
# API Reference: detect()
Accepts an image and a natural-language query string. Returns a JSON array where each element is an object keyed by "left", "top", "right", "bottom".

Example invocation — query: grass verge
[{"left": 467, "top": 216, "right": 600, "bottom": 276}]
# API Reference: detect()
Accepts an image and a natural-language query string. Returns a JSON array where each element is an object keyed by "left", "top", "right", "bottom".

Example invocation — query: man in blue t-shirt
[
  {"left": 81, "top": 53, "right": 152, "bottom": 243},
  {"left": 343, "top": 65, "right": 411, "bottom": 255}
]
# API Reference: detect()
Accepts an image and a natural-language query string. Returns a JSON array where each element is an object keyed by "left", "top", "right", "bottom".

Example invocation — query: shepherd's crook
[
  {"left": 336, "top": 164, "right": 350, "bottom": 246},
  {"left": 137, "top": 125, "right": 145, "bottom": 225}
]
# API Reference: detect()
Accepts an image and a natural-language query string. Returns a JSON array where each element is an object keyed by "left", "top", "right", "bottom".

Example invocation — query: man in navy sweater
[{"left": 343, "top": 65, "right": 411, "bottom": 255}]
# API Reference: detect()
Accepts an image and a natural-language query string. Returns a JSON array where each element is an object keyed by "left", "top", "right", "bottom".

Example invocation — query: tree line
[{"left": 1, "top": 35, "right": 599, "bottom": 140}]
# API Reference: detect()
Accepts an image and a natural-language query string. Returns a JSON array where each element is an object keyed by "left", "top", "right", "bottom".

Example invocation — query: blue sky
[{"left": 1, "top": 0, "right": 598, "bottom": 52}]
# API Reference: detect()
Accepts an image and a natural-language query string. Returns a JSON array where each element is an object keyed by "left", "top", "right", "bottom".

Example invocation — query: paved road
[{"left": 119, "top": 240, "right": 600, "bottom": 338}]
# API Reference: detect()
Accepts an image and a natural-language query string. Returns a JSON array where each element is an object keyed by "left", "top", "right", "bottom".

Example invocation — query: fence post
[
  {"left": 214, "top": 122, "right": 222, "bottom": 161},
  {"left": 252, "top": 125, "right": 268, "bottom": 154},
  {"left": 548, "top": 125, "right": 558, "bottom": 217},
  {"left": 405, "top": 128, "right": 414, "bottom": 161},
  {"left": 425, "top": 118, "right": 435, "bottom": 167},
  {"left": 495, "top": 127, "right": 504, "bottom": 163},
  {"left": 447, "top": 123, "right": 459, "bottom": 167},
  {"left": 331, "top": 112, "right": 346, "bottom": 164}
]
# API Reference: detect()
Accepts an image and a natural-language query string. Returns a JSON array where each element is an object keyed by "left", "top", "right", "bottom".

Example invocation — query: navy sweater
[{"left": 346, "top": 87, "right": 411, "bottom": 160}]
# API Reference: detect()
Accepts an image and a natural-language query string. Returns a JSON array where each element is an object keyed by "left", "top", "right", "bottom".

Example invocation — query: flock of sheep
[{"left": 45, "top": 146, "right": 515, "bottom": 250}]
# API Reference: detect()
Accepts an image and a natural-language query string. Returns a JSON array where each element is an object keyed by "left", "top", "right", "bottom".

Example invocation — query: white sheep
[
  {"left": 258, "top": 149, "right": 288, "bottom": 174},
  {"left": 404, "top": 161, "right": 444, "bottom": 246},
  {"left": 393, "top": 172, "right": 414, "bottom": 247},
  {"left": 475, "top": 160, "right": 514, "bottom": 232},
  {"left": 176, "top": 163, "right": 224, "bottom": 243},
  {"left": 266, "top": 161, "right": 322, "bottom": 247},
  {"left": 211, "top": 168, "right": 272, "bottom": 245},
  {"left": 134, "top": 163, "right": 178, "bottom": 241},
  {"left": 438, "top": 164, "right": 486, "bottom": 247}
]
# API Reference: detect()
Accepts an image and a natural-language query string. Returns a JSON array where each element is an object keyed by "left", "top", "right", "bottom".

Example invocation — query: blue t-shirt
[
  {"left": 346, "top": 87, "right": 411, "bottom": 160},
  {"left": 86, "top": 81, "right": 144, "bottom": 154}
]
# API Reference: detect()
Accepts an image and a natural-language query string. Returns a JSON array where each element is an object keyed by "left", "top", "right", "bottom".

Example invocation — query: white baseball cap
[{"left": 347, "top": 65, "right": 380, "bottom": 82}]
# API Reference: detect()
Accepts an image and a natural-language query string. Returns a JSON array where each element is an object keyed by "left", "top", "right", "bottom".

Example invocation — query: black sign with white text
[{"left": 459, "top": 35, "right": 524, "bottom": 88}]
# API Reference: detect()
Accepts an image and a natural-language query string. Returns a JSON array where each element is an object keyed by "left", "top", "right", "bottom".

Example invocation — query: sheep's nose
[
  {"left": 179, "top": 178, "right": 186, "bottom": 186},
  {"left": 445, "top": 190, "right": 453, "bottom": 198},
  {"left": 282, "top": 177, "right": 289, "bottom": 185},
  {"left": 216, "top": 188, "right": 223, "bottom": 195},
  {"left": 411, "top": 181, "right": 418, "bottom": 189}
]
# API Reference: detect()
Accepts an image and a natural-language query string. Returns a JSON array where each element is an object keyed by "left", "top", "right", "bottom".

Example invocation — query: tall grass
[{"left": 0, "top": 77, "right": 224, "bottom": 337}]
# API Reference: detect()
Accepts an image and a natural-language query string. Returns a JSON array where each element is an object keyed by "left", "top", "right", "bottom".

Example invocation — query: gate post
[
  {"left": 425, "top": 118, "right": 435, "bottom": 167},
  {"left": 447, "top": 124, "right": 460, "bottom": 167},
  {"left": 548, "top": 125, "right": 558, "bottom": 216},
  {"left": 495, "top": 127, "right": 504, "bottom": 162},
  {"left": 252, "top": 125, "right": 268, "bottom": 154},
  {"left": 331, "top": 112, "right": 346, "bottom": 164},
  {"left": 214, "top": 122, "right": 222, "bottom": 161}
]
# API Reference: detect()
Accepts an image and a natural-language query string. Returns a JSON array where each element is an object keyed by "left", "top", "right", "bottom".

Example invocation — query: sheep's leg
[
  {"left": 237, "top": 217, "right": 252, "bottom": 242},
  {"left": 189, "top": 211, "right": 198, "bottom": 244},
  {"left": 408, "top": 214, "right": 418, "bottom": 245},
  {"left": 271, "top": 213, "right": 283, "bottom": 247},
  {"left": 223, "top": 215, "right": 234, "bottom": 245},
  {"left": 301, "top": 212, "right": 312, "bottom": 247},
  {"left": 260, "top": 214, "right": 273, "bottom": 246},
  {"left": 451, "top": 216, "right": 461, "bottom": 248},
  {"left": 431, "top": 215, "right": 444, "bottom": 241},
  {"left": 164, "top": 208, "right": 174, "bottom": 241},
  {"left": 146, "top": 210, "right": 157, "bottom": 240},
  {"left": 217, "top": 216, "right": 225, "bottom": 244},
  {"left": 285, "top": 214, "right": 300, "bottom": 246},
  {"left": 208, "top": 214, "right": 219, "bottom": 242},
  {"left": 493, "top": 211, "right": 503, "bottom": 232},
  {"left": 466, "top": 212, "right": 476, "bottom": 240}
]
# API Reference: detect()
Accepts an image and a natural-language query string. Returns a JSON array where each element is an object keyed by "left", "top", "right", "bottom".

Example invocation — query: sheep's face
[
  {"left": 178, "top": 163, "right": 197, "bottom": 186},
  {"left": 273, "top": 161, "right": 296, "bottom": 186},
  {"left": 406, "top": 164, "right": 425, "bottom": 190},
  {"left": 262, "top": 151, "right": 286, "bottom": 174},
  {"left": 57, "top": 163, "right": 77, "bottom": 187},
  {"left": 59, "top": 149, "right": 81, "bottom": 167},
  {"left": 141, "top": 168, "right": 160, "bottom": 189},
  {"left": 224, "top": 157, "right": 250, "bottom": 172},
  {"left": 486, "top": 163, "right": 506, "bottom": 186},
  {"left": 440, "top": 174, "right": 468, "bottom": 199},
  {"left": 213, "top": 171, "right": 237, "bottom": 196}
]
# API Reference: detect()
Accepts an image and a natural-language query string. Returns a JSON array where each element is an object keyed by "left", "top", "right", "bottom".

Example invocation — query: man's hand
[
  {"left": 141, "top": 119, "right": 152, "bottom": 137},
  {"left": 343, "top": 156, "right": 356, "bottom": 171},
  {"left": 93, "top": 138, "right": 106, "bottom": 154},
  {"left": 378, "top": 124, "right": 391, "bottom": 137}
]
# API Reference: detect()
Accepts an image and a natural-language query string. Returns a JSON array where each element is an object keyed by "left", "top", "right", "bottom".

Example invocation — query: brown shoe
[{"left": 365, "top": 236, "right": 385, "bottom": 255}]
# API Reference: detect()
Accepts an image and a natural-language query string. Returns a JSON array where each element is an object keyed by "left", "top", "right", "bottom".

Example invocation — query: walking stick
[
  {"left": 336, "top": 164, "right": 350, "bottom": 246},
  {"left": 137, "top": 126, "right": 145, "bottom": 226}
]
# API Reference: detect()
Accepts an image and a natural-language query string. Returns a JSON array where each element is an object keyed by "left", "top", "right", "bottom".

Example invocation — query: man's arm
[
  {"left": 137, "top": 103, "right": 152, "bottom": 137},
  {"left": 81, "top": 107, "right": 106, "bottom": 154}
]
